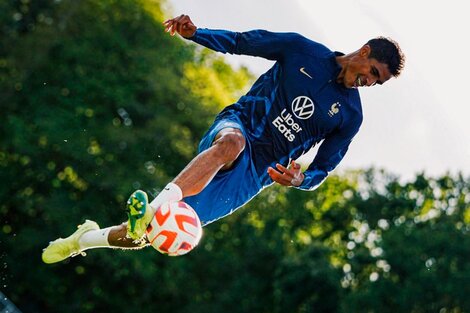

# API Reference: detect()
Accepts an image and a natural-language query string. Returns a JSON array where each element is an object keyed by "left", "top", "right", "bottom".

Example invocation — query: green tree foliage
[
  {"left": 1, "top": 1, "right": 469, "bottom": 313},
  {"left": 342, "top": 172, "right": 470, "bottom": 313},
  {"left": 0, "top": 0, "right": 252, "bottom": 311}
]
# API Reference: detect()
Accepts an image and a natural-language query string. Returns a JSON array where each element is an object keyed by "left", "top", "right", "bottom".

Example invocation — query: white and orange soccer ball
[{"left": 146, "top": 201, "right": 203, "bottom": 256}]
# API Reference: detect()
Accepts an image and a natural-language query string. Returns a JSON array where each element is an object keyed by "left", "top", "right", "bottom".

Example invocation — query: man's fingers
[
  {"left": 268, "top": 162, "right": 304, "bottom": 187},
  {"left": 277, "top": 161, "right": 301, "bottom": 174},
  {"left": 163, "top": 15, "right": 193, "bottom": 37},
  {"left": 267, "top": 167, "right": 281, "bottom": 182},
  {"left": 163, "top": 20, "right": 171, "bottom": 32},
  {"left": 275, "top": 163, "right": 289, "bottom": 173},
  {"left": 291, "top": 160, "right": 301, "bottom": 170},
  {"left": 163, "top": 18, "right": 173, "bottom": 25},
  {"left": 267, "top": 167, "right": 292, "bottom": 186}
]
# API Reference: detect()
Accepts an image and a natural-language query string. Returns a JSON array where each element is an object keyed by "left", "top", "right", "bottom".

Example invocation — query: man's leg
[
  {"left": 80, "top": 223, "right": 148, "bottom": 249},
  {"left": 128, "top": 127, "right": 246, "bottom": 237},
  {"left": 174, "top": 127, "right": 246, "bottom": 197},
  {"left": 105, "top": 126, "right": 245, "bottom": 244},
  {"left": 43, "top": 127, "right": 246, "bottom": 263},
  {"left": 42, "top": 221, "right": 147, "bottom": 264}
]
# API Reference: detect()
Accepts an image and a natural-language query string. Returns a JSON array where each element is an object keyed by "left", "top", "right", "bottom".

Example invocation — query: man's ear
[{"left": 359, "top": 44, "right": 371, "bottom": 58}]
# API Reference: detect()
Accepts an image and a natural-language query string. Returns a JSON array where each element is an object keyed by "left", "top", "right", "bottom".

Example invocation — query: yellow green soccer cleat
[
  {"left": 42, "top": 220, "right": 99, "bottom": 264},
  {"left": 126, "top": 190, "right": 153, "bottom": 240}
]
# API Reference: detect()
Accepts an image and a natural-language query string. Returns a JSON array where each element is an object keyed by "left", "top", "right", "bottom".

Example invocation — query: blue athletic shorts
[{"left": 184, "top": 112, "right": 262, "bottom": 226}]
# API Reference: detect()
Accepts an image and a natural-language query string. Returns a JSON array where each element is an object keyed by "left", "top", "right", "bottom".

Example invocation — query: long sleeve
[
  {"left": 295, "top": 121, "right": 361, "bottom": 191},
  {"left": 188, "top": 28, "right": 311, "bottom": 61}
]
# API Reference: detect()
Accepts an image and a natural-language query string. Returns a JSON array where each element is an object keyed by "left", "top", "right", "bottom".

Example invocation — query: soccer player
[{"left": 42, "top": 14, "right": 405, "bottom": 263}]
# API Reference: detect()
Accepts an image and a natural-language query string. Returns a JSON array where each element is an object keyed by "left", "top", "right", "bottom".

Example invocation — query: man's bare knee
[{"left": 212, "top": 128, "right": 245, "bottom": 164}]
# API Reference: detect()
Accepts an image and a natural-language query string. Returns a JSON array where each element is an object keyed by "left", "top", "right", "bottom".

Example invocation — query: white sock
[
  {"left": 149, "top": 182, "right": 183, "bottom": 213},
  {"left": 78, "top": 227, "right": 112, "bottom": 250}
]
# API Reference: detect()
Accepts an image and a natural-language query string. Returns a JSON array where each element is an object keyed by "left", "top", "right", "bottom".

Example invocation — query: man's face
[{"left": 340, "top": 46, "right": 393, "bottom": 89}]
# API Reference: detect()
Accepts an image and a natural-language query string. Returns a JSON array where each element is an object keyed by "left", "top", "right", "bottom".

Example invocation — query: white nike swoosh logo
[{"left": 300, "top": 67, "right": 313, "bottom": 79}]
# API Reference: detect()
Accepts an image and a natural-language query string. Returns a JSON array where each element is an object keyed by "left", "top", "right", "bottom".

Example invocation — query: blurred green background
[{"left": 1, "top": 0, "right": 469, "bottom": 312}]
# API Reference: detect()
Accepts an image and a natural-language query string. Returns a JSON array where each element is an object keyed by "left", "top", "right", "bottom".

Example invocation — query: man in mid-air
[{"left": 42, "top": 14, "right": 405, "bottom": 263}]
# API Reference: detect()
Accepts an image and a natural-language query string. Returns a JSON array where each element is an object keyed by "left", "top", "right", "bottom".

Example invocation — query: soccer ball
[{"left": 146, "top": 201, "right": 203, "bottom": 256}]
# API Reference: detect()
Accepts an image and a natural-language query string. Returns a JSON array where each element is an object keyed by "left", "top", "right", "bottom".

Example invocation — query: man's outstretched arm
[{"left": 163, "top": 14, "right": 309, "bottom": 61}]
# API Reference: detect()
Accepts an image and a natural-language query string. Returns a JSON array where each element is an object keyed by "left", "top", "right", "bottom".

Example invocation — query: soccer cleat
[
  {"left": 42, "top": 220, "right": 100, "bottom": 264},
  {"left": 126, "top": 190, "right": 153, "bottom": 241}
]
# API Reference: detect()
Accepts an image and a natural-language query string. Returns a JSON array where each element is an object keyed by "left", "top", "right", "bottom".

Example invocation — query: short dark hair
[{"left": 367, "top": 37, "right": 405, "bottom": 77}]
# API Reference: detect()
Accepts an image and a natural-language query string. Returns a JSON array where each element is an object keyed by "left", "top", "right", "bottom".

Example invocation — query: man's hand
[
  {"left": 163, "top": 14, "right": 197, "bottom": 38},
  {"left": 267, "top": 160, "right": 304, "bottom": 187}
]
